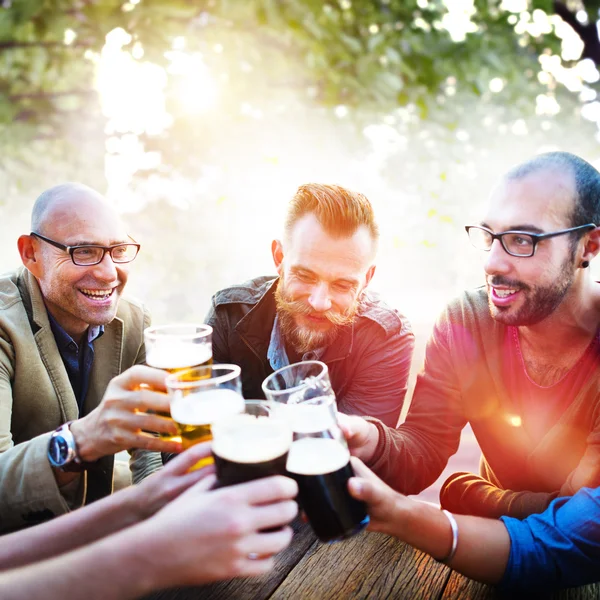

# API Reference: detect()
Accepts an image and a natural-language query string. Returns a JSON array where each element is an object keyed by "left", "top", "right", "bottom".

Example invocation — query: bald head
[
  {"left": 505, "top": 152, "right": 600, "bottom": 229},
  {"left": 31, "top": 183, "right": 108, "bottom": 234}
]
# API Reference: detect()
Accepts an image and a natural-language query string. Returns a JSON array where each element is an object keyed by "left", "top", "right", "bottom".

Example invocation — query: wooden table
[{"left": 145, "top": 518, "right": 600, "bottom": 600}]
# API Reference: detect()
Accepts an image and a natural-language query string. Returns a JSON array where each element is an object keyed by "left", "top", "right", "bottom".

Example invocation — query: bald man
[{"left": 0, "top": 183, "right": 178, "bottom": 533}]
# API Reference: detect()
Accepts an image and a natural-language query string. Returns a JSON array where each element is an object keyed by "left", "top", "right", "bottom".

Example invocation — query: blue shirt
[
  {"left": 266, "top": 314, "right": 324, "bottom": 372},
  {"left": 500, "top": 487, "right": 600, "bottom": 591},
  {"left": 47, "top": 313, "right": 104, "bottom": 415}
]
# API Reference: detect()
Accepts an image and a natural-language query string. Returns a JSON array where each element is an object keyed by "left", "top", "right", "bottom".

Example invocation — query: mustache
[
  {"left": 274, "top": 289, "right": 356, "bottom": 327},
  {"left": 487, "top": 276, "right": 530, "bottom": 292}
]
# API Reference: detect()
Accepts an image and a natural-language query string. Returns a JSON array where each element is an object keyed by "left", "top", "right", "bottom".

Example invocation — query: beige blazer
[{"left": 0, "top": 267, "right": 154, "bottom": 532}]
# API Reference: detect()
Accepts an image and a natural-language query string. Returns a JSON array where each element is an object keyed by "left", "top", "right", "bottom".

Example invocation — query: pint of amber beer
[
  {"left": 144, "top": 324, "right": 213, "bottom": 442},
  {"left": 166, "top": 364, "right": 243, "bottom": 459}
]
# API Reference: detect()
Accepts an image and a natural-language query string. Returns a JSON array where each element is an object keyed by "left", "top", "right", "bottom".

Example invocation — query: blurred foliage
[
  {"left": 2, "top": 1, "right": 600, "bottom": 332},
  {"left": 1, "top": 1, "right": 595, "bottom": 158}
]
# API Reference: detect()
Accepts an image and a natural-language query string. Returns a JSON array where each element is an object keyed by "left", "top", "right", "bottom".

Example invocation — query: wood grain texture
[
  {"left": 442, "top": 572, "right": 506, "bottom": 599},
  {"left": 143, "top": 517, "right": 317, "bottom": 600},
  {"left": 143, "top": 520, "right": 599, "bottom": 600},
  {"left": 270, "top": 530, "right": 450, "bottom": 600}
]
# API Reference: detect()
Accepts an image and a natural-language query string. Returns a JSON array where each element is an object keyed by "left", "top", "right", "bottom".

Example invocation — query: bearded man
[
  {"left": 343, "top": 151, "right": 600, "bottom": 519},
  {"left": 205, "top": 183, "right": 414, "bottom": 427}
]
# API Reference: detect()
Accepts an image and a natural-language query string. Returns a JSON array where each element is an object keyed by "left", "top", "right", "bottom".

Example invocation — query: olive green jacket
[{"left": 0, "top": 267, "right": 153, "bottom": 532}]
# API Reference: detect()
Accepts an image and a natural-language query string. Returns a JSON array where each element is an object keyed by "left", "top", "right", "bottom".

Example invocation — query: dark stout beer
[
  {"left": 212, "top": 414, "right": 291, "bottom": 487},
  {"left": 286, "top": 437, "right": 369, "bottom": 543}
]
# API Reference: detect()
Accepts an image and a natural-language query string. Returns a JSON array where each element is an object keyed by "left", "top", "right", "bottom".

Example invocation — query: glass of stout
[
  {"left": 166, "top": 364, "right": 243, "bottom": 469},
  {"left": 211, "top": 400, "right": 292, "bottom": 487},
  {"left": 144, "top": 323, "right": 213, "bottom": 443},
  {"left": 262, "top": 361, "right": 369, "bottom": 543}
]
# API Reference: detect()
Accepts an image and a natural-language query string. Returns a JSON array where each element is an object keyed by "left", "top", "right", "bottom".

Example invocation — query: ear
[
  {"left": 580, "top": 227, "right": 600, "bottom": 266},
  {"left": 363, "top": 264, "right": 376, "bottom": 288},
  {"left": 18, "top": 234, "right": 42, "bottom": 277},
  {"left": 271, "top": 239, "right": 285, "bottom": 274}
]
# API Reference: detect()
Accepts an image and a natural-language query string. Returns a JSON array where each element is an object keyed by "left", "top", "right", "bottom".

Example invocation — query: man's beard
[
  {"left": 274, "top": 279, "right": 360, "bottom": 354},
  {"left": 487, "top": 253, "right": 576, "bottom": 326}
]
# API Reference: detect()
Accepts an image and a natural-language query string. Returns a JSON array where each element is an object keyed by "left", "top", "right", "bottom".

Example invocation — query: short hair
[
  {"left": 284, "top": 183, "right": 379, "bottom": 244},
  {"left": 31, "top": 182, "right": 104, "bottom": 232},
  {"left": 506, "top": 152, "right": 600, "bottom": 228}
]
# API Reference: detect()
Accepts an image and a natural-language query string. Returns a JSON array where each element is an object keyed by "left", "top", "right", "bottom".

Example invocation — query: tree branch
[
  {"left": 554, "top": 0, "right": 600, "bottom": 64},
  {"left": 0, "top": 41, "right": 90, "bottom": 51},
  {"left": 9, "top": 90, "right": 97, "bottom": 100}
]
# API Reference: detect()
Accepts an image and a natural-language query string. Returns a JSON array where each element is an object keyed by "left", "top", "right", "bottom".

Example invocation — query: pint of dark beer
[
  {"left": 263, "top": 362, "right": 369, "bottom": 543},
  {"left": 287, "top": 437, "right": 369, "bottom": 543},
  {"left": 212, "top": 401, "right": 292, "bottom": 487}
]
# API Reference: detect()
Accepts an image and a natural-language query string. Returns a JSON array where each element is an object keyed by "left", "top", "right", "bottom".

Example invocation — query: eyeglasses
[
  {"left": 30, "top": 232, "right": 140, "bottom": 266},
  {"left": 465, "top": 223, "right": 596, "bottom": 258}
]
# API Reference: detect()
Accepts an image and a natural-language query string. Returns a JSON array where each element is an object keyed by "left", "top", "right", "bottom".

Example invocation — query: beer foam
[
  {"left": 213, "top": 415, "right": 292, "bottom": 463},
  {"left": 170, "top": 388, "right": 244, "bottom": 425},
  {"left": 272, "top": 399, "right": 337, "bottom": 434},
  {"left": 286, "top": 437, "right": 350, "bottom": 475},
  {"left": 146, "top": 343, "right": 211, "bottom": 370}
]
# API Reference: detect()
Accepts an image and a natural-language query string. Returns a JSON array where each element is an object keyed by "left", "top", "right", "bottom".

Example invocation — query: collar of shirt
[
  {"left": 47, "top": 311, "right": 104, "bottom": 413},
  {"left": 267, "top": 313, "right": 325, "bottom": 372},
  {"left": 47, "top": 312, "right": 104, "bottom": 349}
]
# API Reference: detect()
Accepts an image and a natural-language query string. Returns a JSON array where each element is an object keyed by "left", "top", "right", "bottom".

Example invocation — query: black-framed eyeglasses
[
  {"left": 30, "top": 232, "right": 140, "bottom": 266},
  {"left": 465, "top": 223, "right": 596, "bottom": 258}
]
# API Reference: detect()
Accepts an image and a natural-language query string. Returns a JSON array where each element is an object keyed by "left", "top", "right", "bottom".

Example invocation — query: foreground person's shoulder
[
  {"left": 116, "top": 295, "right": 150, "bottom": 323},
  {"left": 358, "top": 291, "right": 413, "bottom": 338},
  {"left": 212, "top": 275, "right": 277, "bottom": 306}
]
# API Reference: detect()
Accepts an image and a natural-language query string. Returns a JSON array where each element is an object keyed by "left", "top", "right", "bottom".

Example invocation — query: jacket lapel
[
  {"left": 20, "top": 269, "right": 79, "bottom": 422},
  {"left": 85, "top": 317, "right": 123, "bottom": 415}
]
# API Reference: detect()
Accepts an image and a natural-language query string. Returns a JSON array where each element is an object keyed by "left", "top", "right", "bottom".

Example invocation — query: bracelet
[{"left": 436, "top": 509, "right": 459, "bottom": 564}]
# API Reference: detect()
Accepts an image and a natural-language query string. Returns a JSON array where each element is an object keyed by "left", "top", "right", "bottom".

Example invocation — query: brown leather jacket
[{"left": 205, "top": 276, "right": 414, "bottom": 427}]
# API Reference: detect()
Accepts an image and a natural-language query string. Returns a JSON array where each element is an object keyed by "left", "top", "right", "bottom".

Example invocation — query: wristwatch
[{"left": 47, "top": 421, "right": 87, "bottom": 472}]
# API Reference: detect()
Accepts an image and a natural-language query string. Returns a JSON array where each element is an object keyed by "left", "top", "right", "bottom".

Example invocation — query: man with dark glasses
[
  {"left": 345, "top": 151, "right": 600, "bottom": 520},
  {"left": 0, "top": 183, "right": 179, "bottom": 532}
]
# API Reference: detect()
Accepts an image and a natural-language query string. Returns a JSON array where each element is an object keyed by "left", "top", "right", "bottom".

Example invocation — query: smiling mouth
[
  {"left": 79, "top": 288, "right": 115, "bottom": 300},
  {"left": 493, "top": 288, "right": 518, "bottom": 298}
]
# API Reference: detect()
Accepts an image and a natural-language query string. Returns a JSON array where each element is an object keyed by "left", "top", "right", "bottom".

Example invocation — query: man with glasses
[
  {"left": 0, "top": 183, "right": 179, "bottom": 532},
  {"left": 343, "top": 151, "right": 600, "bottom": 519}
]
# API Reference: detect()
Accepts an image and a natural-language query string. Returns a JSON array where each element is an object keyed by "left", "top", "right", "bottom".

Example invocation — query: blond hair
[{"left": 284, "top": 183, "right": 379, "bottom": 243}]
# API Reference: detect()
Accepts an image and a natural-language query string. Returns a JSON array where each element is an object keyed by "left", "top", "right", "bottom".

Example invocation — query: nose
[
  {"left": 483, "top": 239, "right": 512, "bottom": 277},
  {"left": 90, "top": 251, "right": 118, "bottom": 282},
  {"left": 308, "top": 282, "right": 332, "bottom": 313}
]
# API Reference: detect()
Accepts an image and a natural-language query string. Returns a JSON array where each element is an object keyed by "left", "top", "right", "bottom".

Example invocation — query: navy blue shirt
[
  {"left": 500, "top": 487, "right": 600, "bottom": 591},
  {"left": 47, "top": 313, "right": 104, "bottom": 415}
]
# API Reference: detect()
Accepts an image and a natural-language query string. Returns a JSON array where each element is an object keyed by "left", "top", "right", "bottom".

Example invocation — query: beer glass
[
  {"left": 262, "top": 362, "right": 369, "bottom": 543},
  {"left": 166, "top": 364, "right": 243, "bottom": 468},
  {"left": 212, "top": 400, "right": 292, "bottom": 488},
  {"left": 144, "top": 324, "right": 213, "bottom": 442}
]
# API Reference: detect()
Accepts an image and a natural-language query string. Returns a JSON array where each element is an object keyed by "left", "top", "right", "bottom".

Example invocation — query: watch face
[{"left": 49, "top": 436, "right": 69, "bottom": 466}]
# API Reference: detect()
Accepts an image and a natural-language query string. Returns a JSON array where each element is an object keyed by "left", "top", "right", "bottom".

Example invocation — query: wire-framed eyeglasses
[
  {"left": 464, "top": 223, "right": 596, "bottom": 258},
  {"left": 31, "top": 232, "right": 140, "bottom": 266}
]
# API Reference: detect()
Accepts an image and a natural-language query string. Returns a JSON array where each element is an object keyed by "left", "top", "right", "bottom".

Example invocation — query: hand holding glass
[{"left": 262, "top": 361, "right": 369, "bottom": 543}]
